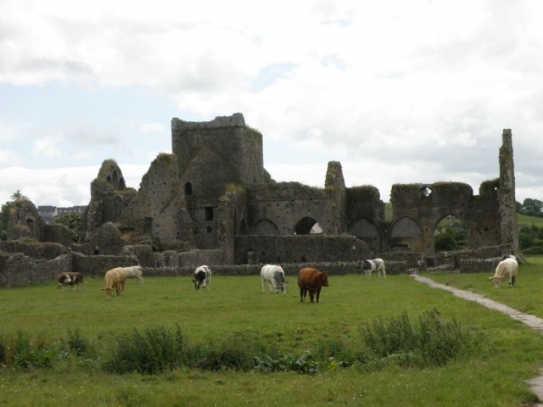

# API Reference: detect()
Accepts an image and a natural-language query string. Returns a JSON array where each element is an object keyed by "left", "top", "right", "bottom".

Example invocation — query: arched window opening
[
  {"left": 295, "top": 217, "right": 319, "bottom": 235},
  {"left": 434, "top": 215, "right": 467, "bottom": 252}
]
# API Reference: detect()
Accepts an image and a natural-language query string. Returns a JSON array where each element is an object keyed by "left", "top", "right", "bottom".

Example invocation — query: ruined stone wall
[
  {"left": 388, "top": 181, "right": 501, "bottom": 255},
  {"left": 245, "top": 182, "right": 339, "bottom": 235},
  {"left": 0, "top": 241, "right": 69, "bottom": 259},
  {"left": 7, "top": 198, "right": 45, "bottom": 241},
  {"left": 43, "top": 223, "right": 74, "bottom": 247},
  {"left": 81, "top": 160, "right": 137, "bottom": 242},
  {"left": 346, "top": 185, "right": 385, "bottom": 254},
  {"left": 0, "top": 252, "right": 71, "bottom": 287},
  {"left": 235, "top": 234, "right": 373, "bottom": 264},
  {"left": 71, "top": 252, "right": 139, "bottom": 277},
  {"left": 121, "top": 154, "right": 193, "bottom": 251}
]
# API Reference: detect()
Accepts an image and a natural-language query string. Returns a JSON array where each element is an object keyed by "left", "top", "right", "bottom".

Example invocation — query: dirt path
[{"left": 411, "top": 274, "right": 543, "bottom": 406}]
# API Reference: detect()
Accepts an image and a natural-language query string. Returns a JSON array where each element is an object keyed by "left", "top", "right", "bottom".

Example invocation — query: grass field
[{"left": 2, "top": 261, "right": 543, "bottom": 406}]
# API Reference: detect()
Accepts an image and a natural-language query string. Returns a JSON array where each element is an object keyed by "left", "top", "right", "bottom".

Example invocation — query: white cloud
[
  {"left": 62, "top": 122, "right": 122, "bottom": 146},
  {"left": 32, "top": 136, "right": 62, "bottom": 157},
  {"left": 1, "top": 0, "right": 543, "bottom": 207}
]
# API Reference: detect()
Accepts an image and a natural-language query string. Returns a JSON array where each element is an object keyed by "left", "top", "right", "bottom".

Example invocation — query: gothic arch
[
  {"left": 294, "top": 217, "right": 321, "bottom": 235},
  {"left": 390, "top": 216, "right": 424, "bottom": 252},
  {"left": 253, "top": 218, "right": 280, "bottom": 235},
  {"left": 434, "top": 214, "right": 468, "bottom": 252},
  {"left": 348, "top": 218, "right": 381, "bottom": 254}
]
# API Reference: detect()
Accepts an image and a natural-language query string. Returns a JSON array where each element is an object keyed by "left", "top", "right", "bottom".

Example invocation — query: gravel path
[{"left": 411, "top": 274, "right": 543, "bottom": 406}]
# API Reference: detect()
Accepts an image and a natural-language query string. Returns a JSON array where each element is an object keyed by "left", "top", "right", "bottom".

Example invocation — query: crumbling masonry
[{"left": 1, "top": 113, "right": 518, "bottom": 286}]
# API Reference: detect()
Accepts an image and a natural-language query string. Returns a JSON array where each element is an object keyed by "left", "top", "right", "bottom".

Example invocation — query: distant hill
[{"left": 517, "top": 213, "right": 543, "bottom": 228}]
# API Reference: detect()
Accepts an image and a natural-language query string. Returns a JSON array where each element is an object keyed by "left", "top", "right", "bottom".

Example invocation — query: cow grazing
[
  {"left": 360, "top": 258, "right": 386, "bottom": 278},
  {"left": 261, "top": 264, "right": 287, "bottom": 294},
  {"left": 193, "top": 265, "right": 212, "bottom": 290},
  {"left": 490, "top": 255, "right": 519, "bottom": 288},
  {"left": 298, "top": 267, "right": 329, "bottom": 303},
  {"left": 57, "top": 272, "right": 84, "bottom": 290},
  {"left": 102, "top": 267, "right": 128, "bottom": 297},
  {"left": 123, "top": 265, "right": 144, "bottom": 284}
]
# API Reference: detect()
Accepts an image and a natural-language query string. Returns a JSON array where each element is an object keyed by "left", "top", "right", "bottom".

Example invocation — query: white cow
[
  {"left": 261, "top": 264, "right": 287, "bottom": 294},
  {"left": 490, "top": 255, "right": 518, "bottom": 288},
  {"left": 360, "top": 258, "right": 386, "bottom": 278},
  {"left": 193, "top": 265, "right": 212, "bottom": 290},
  {"left": 123, "top": 265, "right": 144, "bottom": 284}
]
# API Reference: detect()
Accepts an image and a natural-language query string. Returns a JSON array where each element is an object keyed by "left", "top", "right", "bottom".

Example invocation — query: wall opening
[
  {"left": 434, "top": 215, "right": 467, "bottom": 252},
  {"left": 294, "top": 217, "right": 319, "bottom": 235},
  {"left": 205, "top": 207, "right": 213, "bottom": 221}
]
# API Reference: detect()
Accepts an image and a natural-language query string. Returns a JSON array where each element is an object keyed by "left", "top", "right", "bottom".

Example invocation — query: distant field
[
  {"left": 1, "top": 264, "right": 543, "bottom": 406},
  {"left": 518, "top": 213, "right": 543, "bottom": 228}
]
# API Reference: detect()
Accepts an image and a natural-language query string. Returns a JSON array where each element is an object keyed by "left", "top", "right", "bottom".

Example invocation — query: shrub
[
  {"left": 253, "top": 351, "right": 319, "bottom": 374},
  {"left": 0, "top": 331, "right": 56, "bottom": 369},
  {"left": 103, "top": 325, "right": 186, "bottom": 374},
  {"left": 360, "top": 309, "right": 476, "bottom": 368}
]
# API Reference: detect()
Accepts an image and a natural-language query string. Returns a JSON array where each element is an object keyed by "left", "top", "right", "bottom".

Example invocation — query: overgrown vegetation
[
  {"left": 52, "top": 212, "right": 82, "bottom": 242},
  {"left": 0, "top": 190, "right": 24, "bottom": 241},
  {"left": 0, "top": 309, "right": 481, "bottom": 376},
  {"left": 360, "top": 309, "right": 477, "bottom": 368}
]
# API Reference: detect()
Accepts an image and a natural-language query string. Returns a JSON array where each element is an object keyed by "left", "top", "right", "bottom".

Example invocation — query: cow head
[
  {"left": 320, "top": 271, "right": 329, "bottom": 287},
  {"left": 489, "top": 275, "right": 504, "bottom": 287},
  {"left": 192, "top": 279, "right": 201, "bottom": 290}
]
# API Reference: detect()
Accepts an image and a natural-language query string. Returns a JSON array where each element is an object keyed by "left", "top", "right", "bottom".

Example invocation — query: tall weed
[
  {"left": 103, "top": 325, "right": 186, "bottom": 374},
  {"left": 360, "top": 308, "right": 479, "bottom": 368}
]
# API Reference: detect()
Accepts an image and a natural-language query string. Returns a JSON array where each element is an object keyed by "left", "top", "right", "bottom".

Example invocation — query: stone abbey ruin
[{"left": 0, "top": 113, "right": 519, "bottom": 286}]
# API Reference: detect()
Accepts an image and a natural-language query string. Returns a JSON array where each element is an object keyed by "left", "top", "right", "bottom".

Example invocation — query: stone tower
[
  {"left": 498, "top": 129, "right": 519, "bottom": 251},
  {"left": 171, "top": 113, "right": 272, "bottom": 249}
]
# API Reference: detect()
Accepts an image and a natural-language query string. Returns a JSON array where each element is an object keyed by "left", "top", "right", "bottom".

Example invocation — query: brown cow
[
  {"left": 298, "top": 267, "right": 329, "bottom": 303},
  {"left": 102, "top": 267, "right": 128, "bottom": 297},
  {"left": 57, "top": 272, "right": 84, "bottom": 290}
]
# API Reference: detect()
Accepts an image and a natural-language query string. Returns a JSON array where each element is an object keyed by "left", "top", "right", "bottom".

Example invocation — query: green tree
[
  {"left": 53, "top": 212, "right": 82, "bottom": 243},
  {"left": 520, "top": 198, "right": 543, "bottom": 217},
  {"left": 0, "top": 191, "right": 25, "bottom": 241}
]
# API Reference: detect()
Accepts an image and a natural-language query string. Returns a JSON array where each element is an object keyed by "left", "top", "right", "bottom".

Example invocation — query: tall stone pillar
[{"left": 498, "top": 129, "right": 519, "bottom": 251}]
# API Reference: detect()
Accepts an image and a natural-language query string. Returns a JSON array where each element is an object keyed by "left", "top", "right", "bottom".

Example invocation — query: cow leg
[{"left": 309, "top": 291, "right": 314, "bottom": 303}]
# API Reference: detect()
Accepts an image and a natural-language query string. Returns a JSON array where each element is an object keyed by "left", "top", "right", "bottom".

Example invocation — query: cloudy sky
[{"left": 1, "top": 0, "right": 543, "bottom": 207}]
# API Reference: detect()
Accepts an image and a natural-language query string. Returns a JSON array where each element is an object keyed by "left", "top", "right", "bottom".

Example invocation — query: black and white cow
[
  {"left": 57, "top": 271, "right": 85, "bottom": 290},
  {"left": 360, "top": 258, "right": 386, "bottom": 278},
  {"left": 261, "top": 264, "right": 287, "bottom": 293},
  {"left": 192, "top": 265, "right": 212, "bottom": 290}
]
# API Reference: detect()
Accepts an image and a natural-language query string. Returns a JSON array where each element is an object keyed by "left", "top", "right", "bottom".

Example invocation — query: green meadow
[{"left": 1, "top": 259, "right": 543, "bottom": 406}]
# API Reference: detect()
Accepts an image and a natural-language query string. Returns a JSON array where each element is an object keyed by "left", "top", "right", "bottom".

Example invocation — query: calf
[
  {"left": 193, "top": 265, "right": 212, "bottom": 290},
  {"left": 57, "top": 272, "right": 84, "bottom": 290},
  {"left": 490, "top": 255, "right": 518, "bottom": 288},
  {"left": 298, "top": 267, "right": 329, "bottom": 303},
  {"left": 123, "top": 265, "right": 144, "bottom": 284},
  {"left": 360, "top": 258, "right": 386, "bottom": 278},
  {"left": 102, "top": 267, "right": 128, "bottom": 297},
  {"left": 261, "top": 264, "right": 287, "bottom": 294}
]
